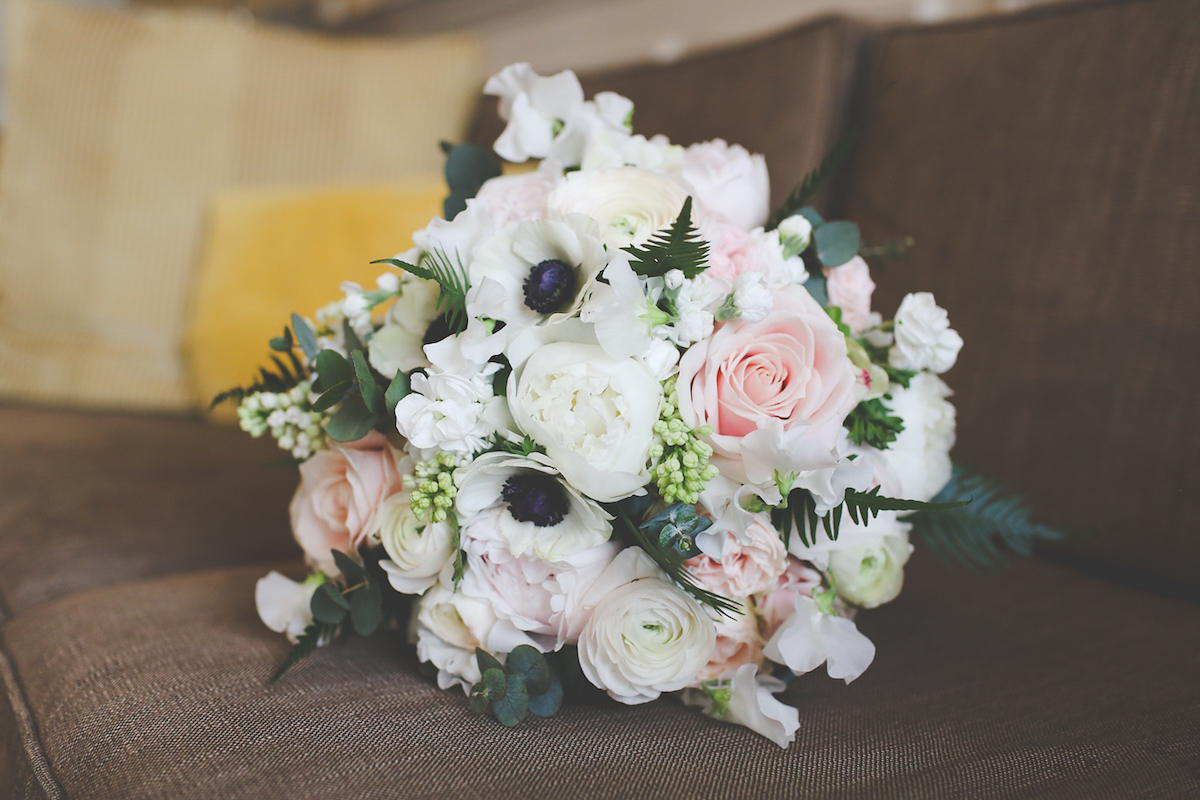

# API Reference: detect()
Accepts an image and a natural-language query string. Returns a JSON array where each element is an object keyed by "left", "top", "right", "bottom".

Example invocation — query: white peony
[
  {"left": 255, "top": 572, "right": 317, "bottom": 643},
  {"left": 827, "top": 532, "right": 913, "bottom": 609},
  {"left": 681, "top": 139, "right": 770, "bottom": 231},
  {"left": 763, "top": 594, "right": 876, "bottom": 683},
  {"left": 683, "top": 663, "right": 800, "bottom": 748},
  {"left": 884, "top": 372, "right": 956, "bottom": 502},
  {"left": 508, "top": 341, "right": 663, "bottom": 502},
  {"left": 377, "top": 490, "right": 456, "bottom": 595},
  {"left": 889, "top": 292, "right": 963, "bottom": 374},
  {"left": 577, "top": 572, "right": 717, "bottom": 704},
  {"left": 548, "top": 166, "right": 690, "bottom": 249}
]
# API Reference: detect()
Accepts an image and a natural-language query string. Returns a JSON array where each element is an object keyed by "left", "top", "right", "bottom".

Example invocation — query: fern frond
[
  {"left": 374, "top": 249, "right": 470, "bottom": 335},
  {"left": 210, "top": 360, "right": 304, "bottom": 409},
  {"left": 268, "top": 622, "right": 337, "bottom": 683},
  {"left": 766, "top": 120, "right": 864, "bottom": 231},
  {"left": 623, "top": 197, "right": 710, "bottom": 279},
  {"left": 772, "top": 486, "right": 968, "bottom": 548},
  {"left": 907, "top": 465, "right": 1066, "bottom": 567}
]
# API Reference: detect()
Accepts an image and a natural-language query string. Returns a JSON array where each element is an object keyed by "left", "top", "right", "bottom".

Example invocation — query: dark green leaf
[
  {"left": 325, "top": 395, "right": 376, "bottom": 442},
  {"left": 316, "top": 349, "right": 354, "bottom": 387},
  {"left": 444, "top": 193, "right": 468, "bottom": 222},
  {"left": 528, "top": 673, "right": 563, "bottom": 718},
  {"left": 385, "top": 370, "right": 410, "bottom": 413},
  {"left": 268, "top": 622, "right": 333, "bottom": 683},
  {"left": 491, "top": 674, "right": 529, "bottom": 727},
  {"left": 291, "top": 313, "right": 319, "bottom": 360},
  {"left": 815, "top": 221, "right": 861, "bottom": 268},
  {"left": 342, "top": 318, "right": 367, "bottom": 356},
  {"left": 798, "top": 207, "right": 825, "bottom": 228},
  {"left": 269, "top": 327, "right": 293, "bottom": 352},
  {"left": 331, "top": 550, "right": 368, "bottom": 585},
  {"left": 506, "top": 645, "right": 551, "bottom": 695},
  {"left": 804, "top": 274, "right": 828, "bottom": 306},
  {"left": 311, "top": 583, "right": 350, "bottom": 624},
  {"left": 351, "top": 350, "right": 383, "bottom": 414},
  {"left": 623, "top": 197, "right": 710, "bottom": 279},
  {"left": 468, "top": 692, "right": 491, "bottom": 715},
  {"left": 311, "top": 381, "right": 351, "bottom": 412},
  {"left": 481, "top": 667, "right": 507, "bottom": 699},
  {"left": 443, "top": 143, "right": 502, "bottom": 196},
  {"left": 349, "top": 578, "right": 383, "bottom": 636},
  {"left": 475, "top": 648, "right": 504, "bottom": 676}
]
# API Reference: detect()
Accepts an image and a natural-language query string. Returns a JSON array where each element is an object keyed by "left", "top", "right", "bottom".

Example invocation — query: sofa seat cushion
[
  {"left": 0, "top": 405, "right": 299, "bottom": 615},
  {"left": 3, "top": 556, "right": 1197, "bottom": 799}
]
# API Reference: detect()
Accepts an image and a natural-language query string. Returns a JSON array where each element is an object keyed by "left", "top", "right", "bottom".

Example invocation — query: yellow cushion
[
  {"left": 0, "top": 0, "right": 482, "bottom": 410},
  {"left": 186, "top": 179, "right": 446, "bottom": 417}
]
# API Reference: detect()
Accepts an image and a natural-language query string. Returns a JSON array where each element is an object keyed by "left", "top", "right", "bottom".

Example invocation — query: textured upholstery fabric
[
  {"left": 835, "top": 0, "right": 1200, "bottom": 591},
  {"left": 468, "top": 17, "right": 868, "bottom": 210},
  {"left": 0, "top": 405, "right": 299, "bottom": 615},
  {"left": 1, "top": 556, "right": 1196, "bottom": 799}
]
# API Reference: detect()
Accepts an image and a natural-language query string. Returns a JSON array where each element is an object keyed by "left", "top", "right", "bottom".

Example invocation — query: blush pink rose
[
  {"left": 755, "top": 557, "right": 822, "bottom": 636},
  {"left": 825, "top": 256, "right": 876, "bottom": 334},
  {"left": 289, "top": 432, "right": 406, "bottom": 576},
  {"left": 686, "top": 514, "right": 788, "bottom": 599},
  {"left": 473, "top": 169, "right": 557, "bottom": 229},
  {"left": 703, "top": 220, "right": 765, "bottom": 285},
  {"left": 677, "top": 284, "right": 859, "bottom": 471}
]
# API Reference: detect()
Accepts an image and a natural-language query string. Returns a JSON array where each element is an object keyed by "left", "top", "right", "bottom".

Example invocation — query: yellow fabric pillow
[
  {"left": 186, "top": 179, "right": 446, "bottom": 417},
  {"left": 0, "top": 0, "right": 482, "bottom": 410}
]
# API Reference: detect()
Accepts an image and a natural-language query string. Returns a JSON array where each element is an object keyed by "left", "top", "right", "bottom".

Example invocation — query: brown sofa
[{"left": 2, "top": 0, "right": 1198, "bottom": 797}]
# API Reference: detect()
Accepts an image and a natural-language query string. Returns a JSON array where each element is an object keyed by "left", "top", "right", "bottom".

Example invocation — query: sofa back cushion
[{"left": 837, "top": 0, "right": 1200, "bottom": 589}]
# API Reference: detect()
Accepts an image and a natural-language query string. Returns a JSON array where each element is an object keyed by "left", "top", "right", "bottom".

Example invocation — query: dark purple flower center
[
  {"left": 522, "top": 259, "right": 577, "bottom": 314},
  {"left": 501, "top": 472, "right": 569, "bottom": 527}
]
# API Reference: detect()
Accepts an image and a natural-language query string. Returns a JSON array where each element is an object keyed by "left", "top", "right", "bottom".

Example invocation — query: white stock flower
[
  {"left": 577, "top": 572, "right": 717, "bottom": 704},
  {"left": 883, "top": 372, "right": 956, "bottom": 502},
  {"left": 681, "top": 139, "right": 770, "bottom": 231},
  {"left": 548, "top": 166, "right": 690, "bottom": 249},
  {"left": 508, "top": 341, "right": 663, "bottom": 502},
  {"left": 255, "top": 572, "right": 317, "bottom": 643},
  {"left": 394, "top": 364, "right": 501, "bottom": 458},
  {"left": 377, "top": 490, "right": 456, "bottom": 595},
  {"left": 683, "top": 664, "right": 800, "bottom": 748},
  {"left": 763, "top": 594, "right": 876, "bottom": 683},
  {"left": 889, "top": 292, "right": 963, "bottom": 373},
  {"left": 732, "top": 271, "right": 774, "bottom": 321},
  {"left": 827, "top": 532, "right": 913, "bottom": 609}
]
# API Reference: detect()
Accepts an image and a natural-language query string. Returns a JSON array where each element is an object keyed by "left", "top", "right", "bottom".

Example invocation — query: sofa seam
[{"left": 0, "top": 631, "right": 67, "bottom": 800}]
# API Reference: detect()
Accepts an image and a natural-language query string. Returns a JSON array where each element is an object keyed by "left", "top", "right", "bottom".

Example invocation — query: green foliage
[
  {"left": 468, "top": 646, "right": 564, "bottom": 726},
  {"left": 498, "top": 434, "right": 545, "bottom": 457},
  {"left": 385, "top": 370, "right": 410, "bottom": 415},
  {"left": 908, "top": 465, "right": 1066, "bottom": 567},
  {"left": 612, "top": 503, "right": 740, "bottom": 618},
  {"left": 351, "top": 350, "right": 382, "bottom": 414},
  {"left": 815, "top": 220, "right": 861, "bottom": 268},
  {"left": 440, "top": 142, "right": 502, "bottom": 221},
  {"left": 773, "top": 486, "right": 969, "bottom": 548},
  {"left": 844, "top": 397, "right": 905, "bottom": 449},
  {"left": 766, "top": 119, "right": 865, "bottom": 231},
  {"left": 373, "top": 250, "right": 470, "bottom": 336},
  {"left": 291, "top": 313, "right": 319, "bottom": 360},
  {"left": 623, "top": 197, "right": 710, "bottom": 279},
  {"left": 268, "top": 621, "right": 337, "bottom": 683},
  {"left": 210, "top": 332, "right": 307, "bottom": 409}
]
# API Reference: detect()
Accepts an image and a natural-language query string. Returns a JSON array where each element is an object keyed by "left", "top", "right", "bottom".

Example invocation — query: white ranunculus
[
  {"left": 508, "top": 342, "right": 663, "bottom": 503},
  {"left": 377, "top": 491, "right": 456, "bottom": 595},
  {"left": 577, "top": 574, "right": 717, "bottom": 704},
  {"left": 255, "top": 572, "right": 317, "bottom": 643},
  {"left": 368, "top": 277, "right": 441, "bottom": 377},
  {"left": 683, "top": 663, "right": 800, "bottom": 748},
  {"left": 394, "top": 363, "right": 502, "bottom": 458},
  {"left": 763, "top": 594, "right": 876, "bottom": 683},
  {"left": 548, "top": 166, "right": 690, "bottom": 249},
  {"left": 889, "top": 292, "right": 963, "bottom": 374},
  {"left": 827, "top": 532, "right": 913, "bottom": 608},
  {"left": 884, "top": 372, "right": 956, "bottom": 502},
  {"left": 455, "top": 451, "right": 614, "bottom": 560},
  {"left": 682, "top": 139, "right": 770, "bottom": 231}
]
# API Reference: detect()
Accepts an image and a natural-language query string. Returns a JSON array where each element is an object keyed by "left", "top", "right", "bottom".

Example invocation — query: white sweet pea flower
[
  {"left": 394, "top": 362, "right": 502, "bottom": 458},
  {"left": 738, "top": 419, "right": 875, "bottom": 512},
  {"left": 412, "top": 201, "right": 495, "bottom": 272},
  {"left": 827, "top": 532, "right": 913, "bottom": 609},
  {"left": 883, "top": 372, "right": 956, "bottom": 502},
  {"left": 763, "top": 593, "right": 876, "bottom": 683},
  {"left": 889, "top": 292, "right": 963, "bottom": 373},
  {"left": 580, "top": 253, "right": 666, "bottom": 360},
  {"left": 485, "top": 63, "right": 586, "bottom": 163},
  {"left": 548, "top": 166, "right": 690, "bottom": 249},
  {"left": 255, "top": 572, "right": 319, "bottom": 643},
  {"left": 592, "top": 90, "right": 635, "bottom": 132},
  {"left": 508, "top": 341, "right": 663, "bottom": 503},
  {"left": 681, "top": 139, "right": 770, "bottom": 231},
  {"left": 455, "top": 451, "right": 613, "bottom": 560},
  {"left": 368, "top": 277, "right": 441, "bottom": 377},
  {"left": 683, "top": 664, "right": 801, "bottom": 748},
  {"left": 340, "top": 281, "right": 372, "bottom": 334},
  {"left": 377, "top": 490, "right": 456, "bottom": 595},
  {"left": 776, "top": 214, "right": 813, "bottom": 258}
]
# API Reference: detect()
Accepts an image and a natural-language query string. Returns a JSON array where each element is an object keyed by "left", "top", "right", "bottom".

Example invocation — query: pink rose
[
  {"left": 695, "top": 605, "right": 765, "bottom": 682},
  {"left": 289, "top": 432, "right": 406, "bottom": 576},
  {"left": 473, "top": 169, "right": 558, "bottom": 229},
  {"left": 755, "top": 557, "right": 822, "bottom": 636},
  {"left": 682, "top": 139, "right": 770, "bottom": 231},
  {"left": 825, "top": 256, "right": 877, "bottom": 334},
  {"left": 703, "top": 220, "right": 764, "bottom": 285},
  {"left": 686, "top": 514, "right": 788, "bottom": 599},
  {"left": 677, "top": 284, "right": 859, "bottom": 479}
]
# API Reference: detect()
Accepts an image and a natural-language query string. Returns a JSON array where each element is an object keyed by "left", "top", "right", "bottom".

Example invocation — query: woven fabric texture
[
  {"left": 1, "top": 556, "right": 1196, "bottom": 800},
  {"left": 0, "top": 0, "right": 482, "bottom": 411},
  {"left": 835, "top": 0, "right": 1200, "bottom": 590}
]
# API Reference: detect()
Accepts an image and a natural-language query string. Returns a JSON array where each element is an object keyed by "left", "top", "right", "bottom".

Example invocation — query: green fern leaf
[
  {"left": 623, "top": 197, "right": 710, "bottom": 279},
  {"left": 907, "top": 465, "right": 1066, "bottom": 567},
  {"left": 268, "top": 622, "right": 337, "bottom": 683},
  {"left": 374, "top": 249, "right": 470, "bottom": 335},
  {"left": 766, "top": 120, "right": 864, "bottom": 231}
]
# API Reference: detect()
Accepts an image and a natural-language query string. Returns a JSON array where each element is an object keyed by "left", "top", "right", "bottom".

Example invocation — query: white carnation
[
  {"left": 394, "top": 365, "right": 501, "bottom": 458},
  {"left": 889, "top": 292, "right": 963, "bottom": 373}
]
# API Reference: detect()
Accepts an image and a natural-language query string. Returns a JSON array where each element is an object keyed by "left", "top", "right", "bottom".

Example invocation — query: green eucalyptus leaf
[
  {"left": 310, "top": 583, "right": 349, "bottom": 624},
  {"left": 481, "top": 667, "right": 507, "bottom": 700},
  {"left": 444, "top": 143, "right": 502, "bottom": 196},
  {"left": 351, "top": 350, "right": 383, "bottom": 414},
  {"left": 331, "top": 550, "right": 367, "bottom": 585},
  {"left": 444, "top": 193, "right": 468, "bottom": 222},
  {"left": 506, "top": 645, "right": 551, "bottom": 695},
  {"left": 342, "top": 319, "right": 367, "bottom": 355},
  {"left": 468, "top": 691, "right": 491, "bottom": 715},
  {"left": 476, "top": 648, "right": 504, "bottom": 676},
  {"left": 528, "top": 673, "right": 563, "bottom": 718},
  {"left": 491, "top": 674, "right": 529, "bottom": 727},
  {"left": 316, "top": 349, "right": 354, "bottom": 387},
  {"left": 804, "top": 274, "right": 828, "bottom": 306},
  {"left": 291, "top": 313, "right": 319, "bottom": 360},
  {"left": 325, "top": 395, "right": 376, "bottom": 442},
  {"left": 349, "top": 578, "right": 383, "bottom": 636},
  {"left": 815, "top": 221, "right": 861, "bottom": 268},
  {"left": 385, "top": 370, "right": 410, "bottom": 413},
  {"left": 798, "top": 207, "right": 825, "bottom": 229},
  {"left": 269, "top": 327, "right": 293, "bottom": 352},
  {"left": 311, "top": 381, "right": 351, "bottom": 412}
]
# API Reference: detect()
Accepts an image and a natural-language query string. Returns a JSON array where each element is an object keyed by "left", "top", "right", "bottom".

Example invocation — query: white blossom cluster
[{"left": 237, "top": 382, "right": 328, "bottom": 460}]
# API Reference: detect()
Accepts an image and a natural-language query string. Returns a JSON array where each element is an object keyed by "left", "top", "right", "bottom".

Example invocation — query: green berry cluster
[
  {"left": 648, "top": 377, "right": 719, "bottom": 504},
  {"left": 407, "top": 451, "right": 461, "bottom": 523}
]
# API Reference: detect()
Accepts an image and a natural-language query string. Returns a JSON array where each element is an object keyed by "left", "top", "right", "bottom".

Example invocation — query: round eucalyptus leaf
[
  {"left": 528, "top": 673, "right": 563, "bottom": 718},
  {"left": 506, "top": 645, "right": 551, "bottom": 695},
  {"left": 491, "top": 674, "right": 529, "bottom": 727}
]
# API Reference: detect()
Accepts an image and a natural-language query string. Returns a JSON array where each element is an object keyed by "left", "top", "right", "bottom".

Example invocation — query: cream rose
[
  {"left": 288, "top": 432, "right": 406, "bottom": 576},
  {"left": 508, "top": 341, "right": 663, "bottom": 502},
  {"left": 577, "top": 574, "right": 717, "bottom": 704},
  {"left": 377, "top": 490, "right": 456, "bottom": 595},
  {"left": 681, "top": 139, "right": 770, "bottom": 231},
  {"left": 547, "top": 166, "right": 689, "bottom": 249}
]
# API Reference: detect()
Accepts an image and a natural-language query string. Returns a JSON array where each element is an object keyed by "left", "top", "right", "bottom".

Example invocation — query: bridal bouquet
[{"left": 228, "top": 64, "right": 1057, "bottom": 747}]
